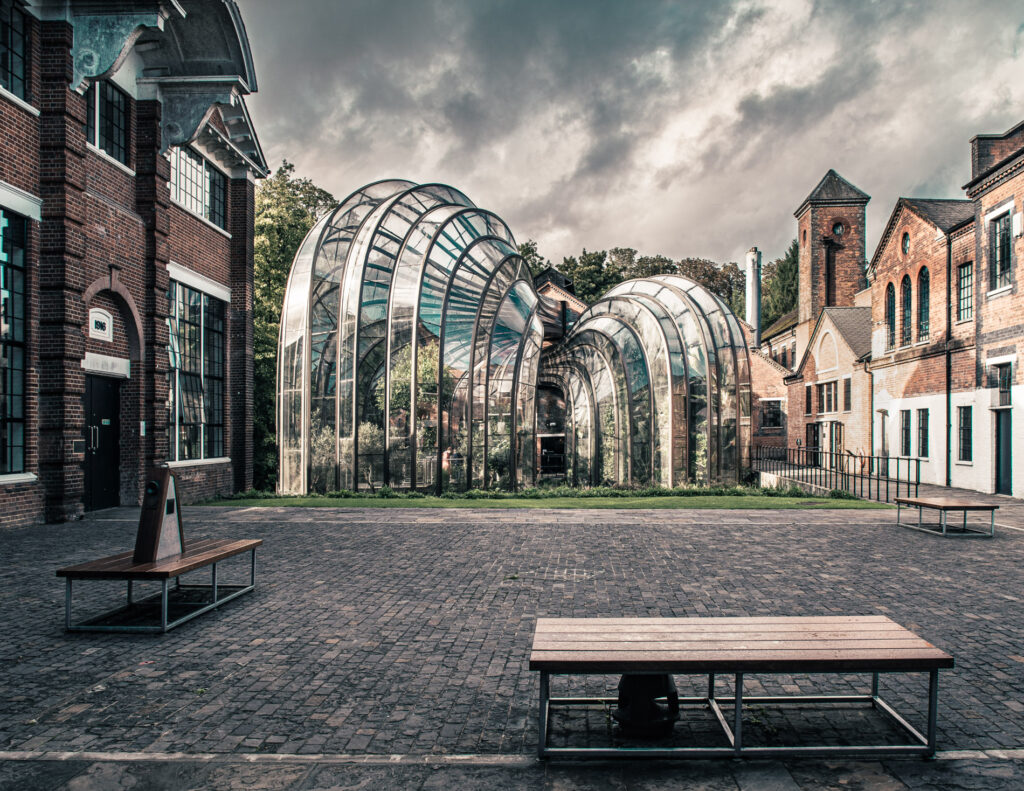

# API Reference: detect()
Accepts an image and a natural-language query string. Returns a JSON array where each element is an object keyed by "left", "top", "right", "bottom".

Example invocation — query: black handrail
[{"left": 751, "top": 445, "right": 920, "bottom": 503}]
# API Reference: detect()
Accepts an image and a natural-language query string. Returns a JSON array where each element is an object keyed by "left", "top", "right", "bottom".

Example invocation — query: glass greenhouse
[{"left": 277, "top": 181, "right": 751, "bottom": 494}]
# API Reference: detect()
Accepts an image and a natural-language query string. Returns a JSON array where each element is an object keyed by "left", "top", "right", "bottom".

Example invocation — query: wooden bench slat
[
  {"left": 537, "top": 616, "right": 894, "bottom": 628},
  {"left": 894, "top": 496, "right": 997, "bottom": 512},
  {"left": 530, "top": 616, "right": 953, "bottom": 673},
  {"left": 530, "top": 648, "right": 954, "bottom": 673},
  {"left": 535, "top": 623, "right": 906, "bottom": 636},
  {"left": 57, "top": 538, "right": 262, "bottom": 580},
  {"left": 536, "top": 631, "right": 913, "bottom": 643},
  {"left": 533, "top": 638, "right": 937, "bottom": 652}
]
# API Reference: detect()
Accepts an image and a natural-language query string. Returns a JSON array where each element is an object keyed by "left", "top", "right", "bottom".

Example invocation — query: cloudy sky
[{"left": 240, "top": 0, "right": 1024, "bottom": 267}]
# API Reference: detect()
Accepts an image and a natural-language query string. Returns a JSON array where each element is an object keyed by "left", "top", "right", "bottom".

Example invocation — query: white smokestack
[{"left": 745, "top": 247, "right": 762, "bottom": 347}]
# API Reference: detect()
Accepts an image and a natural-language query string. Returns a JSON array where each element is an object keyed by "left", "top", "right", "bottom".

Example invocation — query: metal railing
[{"left": 752, "top": 446, "right": 920, "bottom": 503}]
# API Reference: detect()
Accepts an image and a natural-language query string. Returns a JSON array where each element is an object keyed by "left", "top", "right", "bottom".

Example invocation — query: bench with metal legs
[
  {"left": 531, "top": 616, "right": 952, "bottom": 760},
  {"left": 59, "top": 538, "right": 261, "bottom": 634},
  {"left": 537, "top": 667, "right": 940, "bottom": 759},
  {"left": 895, "top": 497, "right": 996, "bottom": 537}
]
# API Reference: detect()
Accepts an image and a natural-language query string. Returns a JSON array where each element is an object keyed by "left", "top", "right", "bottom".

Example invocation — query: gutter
[{"left": 945, "top": 233, "right": 953, "bottom": 487}]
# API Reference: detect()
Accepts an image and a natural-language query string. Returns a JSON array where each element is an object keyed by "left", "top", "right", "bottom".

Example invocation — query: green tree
[
  {"left": 253, "top": 161, "right": 335, "bottom": 491},
  {"left": 558, "top": 248, "right": 622, "bottom": 305},
  {"left": 517, "top": 239, "right": 551, "bottom": 277},
  {"left": 676, "top": 257, "right": 745, "bottom": 316},
  {"left": 630, "top": 254, "right": 676, "bottom": 279},
  {"left": 761, "top": 239, "right": 799, "bottom": 329}
]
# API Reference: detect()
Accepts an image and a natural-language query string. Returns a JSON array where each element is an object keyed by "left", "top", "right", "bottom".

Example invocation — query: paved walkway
[{"left": 3, "top": 505, "right": 1024, "bottom": 788}]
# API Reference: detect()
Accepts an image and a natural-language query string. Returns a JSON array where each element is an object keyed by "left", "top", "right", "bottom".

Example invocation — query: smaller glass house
[{"left": 278, "top": 181, "right": 750, "bottom": 494}]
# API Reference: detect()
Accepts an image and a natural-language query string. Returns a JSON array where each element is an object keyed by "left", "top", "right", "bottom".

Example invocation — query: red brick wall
[
  {"left": 2, "top": 21, "right": 259, "bottom": 525},
  {"left": 971, "top": 125, "right": 1024, "bottom": 180},
  {"left": 797, "top": 200, "right": 866, "bottom": 325}
]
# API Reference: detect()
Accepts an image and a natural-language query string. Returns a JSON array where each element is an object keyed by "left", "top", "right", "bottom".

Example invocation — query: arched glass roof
[{"left": 278, "top": 182, "right": 750, "bottom": 493}]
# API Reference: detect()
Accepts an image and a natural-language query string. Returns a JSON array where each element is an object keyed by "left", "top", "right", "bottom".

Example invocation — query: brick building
[
  {"left": 871, "top": 123, "right": 1023, "bottom": 496},
  {"left": 0, "top": 0, "right": 267, "bottom": 527},
  {"left": 750, "top": 170, "right": 874, "bottom": 463},
  {"left": 750, "top": 122, "right": 1024, "bottom": 499}
]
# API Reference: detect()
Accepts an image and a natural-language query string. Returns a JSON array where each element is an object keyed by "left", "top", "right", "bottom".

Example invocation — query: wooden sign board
[{"left": 133, "top": 469, "right": 185, "bottom": 563}]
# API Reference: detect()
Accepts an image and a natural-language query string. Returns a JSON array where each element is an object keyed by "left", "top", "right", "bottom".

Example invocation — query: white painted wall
[{"left": 875, "top": 386, "right": 1022, "bottom": 497}]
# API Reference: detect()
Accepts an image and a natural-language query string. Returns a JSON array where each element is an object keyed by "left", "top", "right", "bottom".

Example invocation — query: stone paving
[{"left": 2, "top": 504, "right": 1024, "bottom": 788}]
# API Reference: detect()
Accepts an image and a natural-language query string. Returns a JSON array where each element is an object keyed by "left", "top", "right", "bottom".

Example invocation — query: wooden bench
[
  {"left": 530, "top": 616, "right": 953, "bottom": 759},
  {"left": 895, "top": 496, "right": 997, "bottom": 537},
  {"left": 56, "top": 469, "right": 261, "bottom": 633},
  {"left": 58, "top": 538, "right": 262, "bottom": 633}
]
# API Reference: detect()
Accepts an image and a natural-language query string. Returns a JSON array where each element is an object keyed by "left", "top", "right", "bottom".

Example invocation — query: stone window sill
[
  {"left": 166, "top": 457, "right": 231, "bottom": 468},
  {"left": 0, "top": 85, "right": 39, "bottom": 116},
  {"left": 169, "top": 198, "right": 232, "bottom": 239},
  {"left": 87, "top": 143, "right": 135, "bottom": 177},
  {"left": 986, "top": 284, "right": 1012, "bottom": 299},
  {"left": 0, "top": 472, "right": 38, "bottom": 485}
]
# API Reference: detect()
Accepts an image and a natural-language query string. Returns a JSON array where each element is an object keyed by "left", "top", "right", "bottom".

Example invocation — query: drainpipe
[{"left": 945, "top": 233, "right": 953, "bottom": 487}]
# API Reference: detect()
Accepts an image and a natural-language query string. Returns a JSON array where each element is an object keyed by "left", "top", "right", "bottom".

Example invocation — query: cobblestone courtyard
[{"left": 3, "top": 505, "right": 1024, "bottom": 788}]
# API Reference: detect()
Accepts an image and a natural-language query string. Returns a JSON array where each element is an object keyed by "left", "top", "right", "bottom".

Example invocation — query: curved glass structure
[{"left": 278, "top": 182, "right": 750, "bottom": 493}]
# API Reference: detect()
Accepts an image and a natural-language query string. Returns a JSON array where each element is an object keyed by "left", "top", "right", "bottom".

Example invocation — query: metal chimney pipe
[{"left": 745, "top": 247, "right": 762, "bottom": 347}]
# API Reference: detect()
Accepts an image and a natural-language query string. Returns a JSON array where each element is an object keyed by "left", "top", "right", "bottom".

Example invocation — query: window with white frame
[
  {"left": 957, "top": 406, "right": 972, "bottom": 462},
  {"left": 169, "top": 146, "right": 227, "bottom": 230},
  {"left": 0, "top": 207, "right": 26, "bottom": 474},
  {"left": 85, "top": 80, "right": 129, "bottom": 165},
  {"left": 166, "top": 280, "right": 225, "bottom": 461},
  {"left": 990, "top": 211, "right": 1011, "bottom": 290}
]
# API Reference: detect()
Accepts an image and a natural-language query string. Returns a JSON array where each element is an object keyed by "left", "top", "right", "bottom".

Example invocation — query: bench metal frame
[
  {"left": 63, "top": 546, "right": 258, "bottom": 634},
  {"left": 537, "top": 667, "right": 940, "bottom": 760},
  {"left": 896, "top": 501, "right": 995, "bottom": 537}
]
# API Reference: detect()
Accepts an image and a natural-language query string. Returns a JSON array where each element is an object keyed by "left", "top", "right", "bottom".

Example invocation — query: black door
[
  {"left": 84, "top": 375, "right": 121, "bottom": 510},
  {"left": 539, "top": 435, "right": 566, "bottom": 477},
  {"left": 805, "top": 423, "right": 820, "bottom": 467},
  {"left": 995, "top": 410, "right": 1012, "bottom": 495}
]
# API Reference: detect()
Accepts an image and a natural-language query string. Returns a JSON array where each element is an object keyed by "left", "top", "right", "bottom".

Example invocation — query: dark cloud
[{"left": 240, "top": 0, "right": 1024, "bottom": 265}]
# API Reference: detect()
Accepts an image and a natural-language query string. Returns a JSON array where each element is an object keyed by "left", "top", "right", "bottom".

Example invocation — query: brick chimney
[{"left": 745, "top": 247, "right": 761, "bottom": 347}]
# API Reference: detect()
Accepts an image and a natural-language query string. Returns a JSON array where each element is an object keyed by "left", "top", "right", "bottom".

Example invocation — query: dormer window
[
  {"left": 169, "top": 146, "right": 227, "bottom": 230},
  {"left": 85, "top": 81, "right": 130, "bottom": 166}
]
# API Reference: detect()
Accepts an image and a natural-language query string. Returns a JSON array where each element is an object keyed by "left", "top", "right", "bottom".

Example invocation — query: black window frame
[
  {"left": 0, "top": 208, "right": 27, "bottom": 474},
  {"left": 760, "top": 400, "right": 782, "bottom": 429},
  {"left": 957, "top": 405, "right": 972, "bottom": 462},
  {"left": 805, "top": 384, "right": 812, "bottom": 415},
  {"left": 0, "top": 1, "right": 28, "bottom": 101},
  {"left": 900, "top": 409, "right": 911, "bottom": 457},
  {"left": 917, "top": 408, "right": 929, "bottom": 458},
  {"left": 957, "top": 263, "right": 973, "bottom": 321},
  {"left": 996, "top": 363, "right": 1011, "bottom": 407},
  {"left": 169, "top": 145, "right": 228, "bottom": 230},
  {"left": 166, "top": 280, "right": 227, "bottom": 462},
  {"left": 843, "top": 377, "right": 852, "bottom": 412},
  {"left": 990, "top": 212, "right": 1011, "bottom": 291},
  {"left": 885, "top": 282, "right": 895, "bottom": 349},
  {"left": 917, "top": 267, "right": 929, "bottom": 340},
  {"left": 900, "top": 275, "right": 912, "bottom": 346},
  {"left": 85, "top": 80, "right": 130, "bottom": 166}
]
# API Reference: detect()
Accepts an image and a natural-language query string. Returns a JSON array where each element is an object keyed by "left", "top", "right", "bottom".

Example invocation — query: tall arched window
[
  {"left": 900, "top": 275, "right": 912, "bottom": 346},
  {"left": 917, "top": 267, "right": 930, "bottom": 340},
  {"left": 885, "top": 283, "right": 896, "bottom": 350}
]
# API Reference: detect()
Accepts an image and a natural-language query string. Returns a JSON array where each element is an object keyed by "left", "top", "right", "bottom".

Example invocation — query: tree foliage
[
  {"left": 253, "top": 161, "right": 335, "bottom": 491},
  {"left": 558, "top": 249, "right": 621, "bottom": 304},
  {"left": 517, "top": 239, "right": 551, "bottom": 277},
  {"left": 556, "top": 245, "right": 746, "bottom": 317},
  {"left": 761, "top": 239, "right": 799, "bottom": 329}
]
